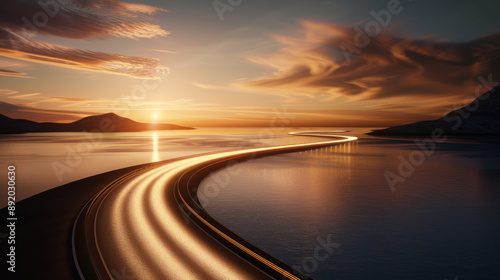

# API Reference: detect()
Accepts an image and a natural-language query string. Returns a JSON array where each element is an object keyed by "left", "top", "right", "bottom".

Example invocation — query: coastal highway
[{"left": 72, "top": 133, "right": 358, "bottom": 280}]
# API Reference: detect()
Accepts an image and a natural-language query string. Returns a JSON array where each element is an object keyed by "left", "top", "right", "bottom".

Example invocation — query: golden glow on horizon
[{"left": 0, "top": 1, "right": 495, "bottom": 129}]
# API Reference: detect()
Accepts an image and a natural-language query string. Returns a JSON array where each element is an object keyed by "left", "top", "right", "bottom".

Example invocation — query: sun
[{"left": 153, "top": 114, "right": 158, "bottom": 119}]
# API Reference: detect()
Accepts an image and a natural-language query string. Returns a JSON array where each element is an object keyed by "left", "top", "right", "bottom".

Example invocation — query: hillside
[
  {"left": 368, "top": 85, "right": 500, "bottom": 136},
  {"left": 0, "top": 113, "right": 193, "bottom": 134}
]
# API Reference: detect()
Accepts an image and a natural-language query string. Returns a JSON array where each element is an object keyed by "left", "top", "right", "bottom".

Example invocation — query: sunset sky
[{"left": 1, "top": 0, "right": 499, "bottom": 127}]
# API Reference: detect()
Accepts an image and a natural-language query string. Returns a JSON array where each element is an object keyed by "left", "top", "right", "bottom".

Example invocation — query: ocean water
[
  {"left": 2, "top": 127, "right": 500, "bottom": 279},
  {"left": 199, "top": 128, "right": 500, "bottom": 280},
  {"left": 0, "top": 127, "right": 328, "bottom": 207}
]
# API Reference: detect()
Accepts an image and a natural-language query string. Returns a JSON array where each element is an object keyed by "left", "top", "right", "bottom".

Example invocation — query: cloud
[
  {"left": 0, "top": 0, "right": 168, "bottom": 40},
  {"left": 243, "top": 20, "right": 500, "bottom": 101},
  {"left": 47, "top": 96, "right": 102, "bottom": 103},
  {"left": 0, "top": 57, "right": 33, "bottom": 78},
  {"left": 0, "top": 30, "right": 169, "bottom": 79},
  {"left": 0, "top": 88, "right": 107, "bottom": 109},
  {"left": 0, "top": 94, "right": 436, "bottom": 127},
  {"left": 160, "top": 105, "right": 434, "bottom": 127},
  {"left": 147, "top": 49, "right": 176, "bottom": 54},
  {"left": 0, "top": 88, "right": 220, "bottom": 124},
  {"left": 121, "top": 99, "right": 220, "bottom": 111},
  {"left": 191, "top": 81, "right": 228, "bottom": 91},
  {"left": 5, "top": 92, "right": 41, "bottom": 100},
  {"left": 0, "top": 100, "right": 97, "bottom": 122},
  {"left": 0, "top": 68, "right": 31, "bottom": 78},
  {"left": 0, "top": 0, "right": 170, "bottom": 79}
]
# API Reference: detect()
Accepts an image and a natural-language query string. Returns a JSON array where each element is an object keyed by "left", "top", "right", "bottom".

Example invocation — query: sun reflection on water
[{"left": 152, "top": 131, "right": 160, "bottom": 162}]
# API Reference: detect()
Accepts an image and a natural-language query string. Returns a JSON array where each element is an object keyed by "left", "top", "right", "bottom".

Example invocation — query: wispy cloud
[
  {"left": 147, "top": 49, "right": 176, "bottom": 54},
  {"left": 0, "top": 68, "right": 31, "bottom": 78},
  {"left": 243, "top": 20, "right": 500, "bottom": 102},
  {"left": 191, "top": 81, "right": 228, "bottom": 91},
  {"left": 0, "top": 100, "right": 97, "bottom": 122},
  {"left": 0, "top": 0, "right": 168, "bottom": 40},
  {"left": 118, "top": 98, "right": 220, "bottom": 111},
  {"left": 0, "top": 89, "right": 106, "bottom": 108},
  {"left": 0, "top": 57, "right": 34, "bottom": 78},
  {"left": 0, "top": 0, "right": 170, "bottom": 79},
  {"left": 0, "top": 30, "right": 169, "bottom": 79},
  {"left": 161, "top": 99, "right": 218, "bottom": 107},
  {"left": 5, "top": 92, "right": 41, "bottom": 100}
]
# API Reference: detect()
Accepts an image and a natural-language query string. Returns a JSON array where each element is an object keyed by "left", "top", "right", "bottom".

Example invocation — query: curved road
[{"left": 72, "top": 133, "right": 358, "bottom": 280}]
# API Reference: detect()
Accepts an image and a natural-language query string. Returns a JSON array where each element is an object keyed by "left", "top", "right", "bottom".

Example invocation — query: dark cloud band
[
  {"left": 244, "top": 21, "right": 500, "bottom": 101},
  {"left": 0, "top": 0, "right": 168, "bottom": 39},
  {"left": 0, "top": 0, "right": 169, "bottom": 79}
]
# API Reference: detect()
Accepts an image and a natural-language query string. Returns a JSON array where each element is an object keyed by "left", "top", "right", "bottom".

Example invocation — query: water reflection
[
  {"left": 152, "top": 131, "right": 160, "bottom": 162},
  {"left": 6, "top": 128, "right": 362, "bottom": 205},
  {"left": 200, "top": 138, "right": 500, "bottom": 279},
  {"left": 293, "top": 141, "right": 359, "bottom": 193}
]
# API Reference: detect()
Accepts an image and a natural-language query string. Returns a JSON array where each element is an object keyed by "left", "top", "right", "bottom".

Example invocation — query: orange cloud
[
  {"left": 0, "top": 68, "right": 31, "bottom": 78},
  {"left": 0, "top": 0, "right": 168, "bottom": 40},
  {"left": 243, "top": 20, "right": 500, "bottom": 102},
  {"left": 0, "top": 30, "right": 169, "bottom": 79},
  {"left": 0, "top": 0, "right": 169, "bottom": 79},
  {"left": 147, "top": 49, "right": 176, "bottom": 54},
  {"left": 0, "top": 100, "right": 96, "bottom": 122}
]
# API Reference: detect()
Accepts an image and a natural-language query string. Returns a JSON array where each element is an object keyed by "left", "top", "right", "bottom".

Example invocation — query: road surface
[{"left": 72, "top": 133, "right": 358, "bottom": 279}]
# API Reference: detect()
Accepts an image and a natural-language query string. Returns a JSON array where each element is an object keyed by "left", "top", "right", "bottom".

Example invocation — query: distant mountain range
[
  {"left": 0, "top": 113, "right": 193, "bottom": 134},
  {"left": 369, "top": 85, "right": 500, "bottom": 136}
]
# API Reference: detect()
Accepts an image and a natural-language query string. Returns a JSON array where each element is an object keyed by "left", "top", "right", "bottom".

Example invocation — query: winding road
[{"left": 72, "top": 133, "right": 358, "bottom": 280}]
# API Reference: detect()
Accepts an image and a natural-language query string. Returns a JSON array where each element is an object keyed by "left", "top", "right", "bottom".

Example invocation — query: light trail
[{"left": 72, "top": 133, "right": 358, "bottom": 280}]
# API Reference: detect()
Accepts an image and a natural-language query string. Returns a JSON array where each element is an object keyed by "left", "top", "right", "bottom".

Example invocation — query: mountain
[
  {"left": 0, "top": 113, "right": 193, "bottom": 134},
  {"left": 368, "top": 85, "right": 500, "bottom": 136}
]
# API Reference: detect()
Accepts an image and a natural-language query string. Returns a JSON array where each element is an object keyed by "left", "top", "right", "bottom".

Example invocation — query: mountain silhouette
[
  {"left": 0, "top": 113, "right": 193, "bottom": 134},
  {"left": 369, "top": 85, "right": 500, "bottom": 136}
]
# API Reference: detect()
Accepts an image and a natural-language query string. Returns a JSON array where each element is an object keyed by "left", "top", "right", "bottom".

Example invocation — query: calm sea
[
  {"left": 199, "top": 128, "right": 500, "bottom": 280},
  {"left": 2, "top": 127, "right": 499, "bottom": 279},
  {"left": 0, "top": 127, "right": 304, "bottom": 206}
]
